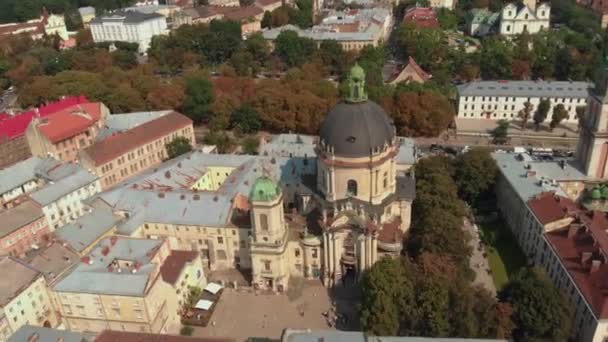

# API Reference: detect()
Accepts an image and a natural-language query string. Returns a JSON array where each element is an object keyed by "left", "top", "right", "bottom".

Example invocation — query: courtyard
[{"left": 192, "top": 280, "right": 359, "bottom": 341}]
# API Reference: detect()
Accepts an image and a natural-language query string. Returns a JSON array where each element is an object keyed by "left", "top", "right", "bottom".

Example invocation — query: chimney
[{"left": 591, "top": 259, "right": 602, "bottom": 273}]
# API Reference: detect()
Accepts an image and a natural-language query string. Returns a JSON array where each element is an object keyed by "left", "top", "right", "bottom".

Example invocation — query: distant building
[
  {"left": 179, "top": 6, "right": 264, "bottom": 35},
  {"left": 383, "top": 57, "right": 431, "bottom": 85},
  {"left": 403, "top": 7, "right": 439, "bottom": 29},
  {"left": 8, "top": 325, "right": 93, "bottom": 342},
  {"left": 94, "top": 330, "right": 234, "bottom": 342},
  {"left": 466, "top": 8, "right": 500, "bottom": 36},
  {"left": 428, "top": 0, "right": 456, "bottom": 9},
  {"left": 456, "top": 80, "right": 591, "bottom": 123},
  {"left": 0, "top": 10, "right": 69, "bottom": 41},
  {"left": 0, "top": 201, "right": 49, "bottom": 257},
  {"left": 52, "top": 237, "right": 184, "bottom": 334},
  {"left": 78, "top": 6, "right": 96, "bottom": 27},
  {"left": 255, "top": 0, "right": 284, "bottom": 12},
  {"left": 78, "top": 110, "right": 195, "bottom": 189},
  {"left": 90, "top": 11, "right": 168, "bottom": 54},
  {"left": 499, "top": 0, "right": 550, "bottom": 36},
  {"left": 0, "top": 257, "right": 59, "bottom": 339}
]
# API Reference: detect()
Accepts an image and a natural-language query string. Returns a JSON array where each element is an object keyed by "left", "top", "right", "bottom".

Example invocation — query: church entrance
[{"left": 340, "top": 263, "right": 357, "bottom": 285}]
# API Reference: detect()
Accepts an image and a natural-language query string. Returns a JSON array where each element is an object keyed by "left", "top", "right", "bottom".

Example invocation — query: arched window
[
  {"left": 383, "top": 172, "right": 388, "bottom": 189},
  {"left": 260, "top": 214, "right": 269, "bottom": 231},
  {"left": 347, "top": 180, "right": 358, "bottom": 196}
]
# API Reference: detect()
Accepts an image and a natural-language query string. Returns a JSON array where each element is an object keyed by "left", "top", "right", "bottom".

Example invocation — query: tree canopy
[{"left": 166, "top": 136, "right": 193, "bottom": 160}]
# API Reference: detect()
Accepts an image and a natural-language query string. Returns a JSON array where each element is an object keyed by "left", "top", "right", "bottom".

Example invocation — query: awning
[
  {"left": 194, "top": 299, "right": 214, "bottom": 311},
  {"left": 204, "top": 282, "right": 223, "bottom": 295}
]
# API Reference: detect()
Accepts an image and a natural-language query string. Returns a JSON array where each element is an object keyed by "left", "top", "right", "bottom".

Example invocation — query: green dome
[
  {"left": 346, "top": 63, "right": 368, "bottom": 103},
  {"left": 591, "top": 187, "right": 602, "bottom": 200},
  {"left": 250, "top": 176, "right": 281, "bottom": 202},
  {"left": 601, "top": 186, "right": 608, "bottom": 199}
]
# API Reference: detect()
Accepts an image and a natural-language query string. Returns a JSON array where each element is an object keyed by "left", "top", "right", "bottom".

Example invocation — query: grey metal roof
[
  {"left": 457, "top": 80, "right": 591, "bottom": 98},
  {"left": 55, "top": 206, "right": 121, "bottom": 252},
  {"left": 263, "top": 23, "right": 381, "bottom": 42},
  {"left": 283, "top": 330, "right": 507, "bottom": 342},
  {"left": 123, "top": 4, "right": 178, "bottom": 14},
  {"left": 8, "top": 325, "right": 93, "bottom": 342},
  {"left": 0, "top": 257, "right": 40, "bottom": 306},
  {"left": 320, "top": 101, "right": 396, "bottom": 157},
  {"left": 0, "top": 156, "right": 83, "bottom": 196},
  {"left": 90, "top": 10, "right": 165, "bottom": 24},
  {"left": 97, "top": 110, "right": 172, "bottom": 141},
  {"left": 53, "top": 238, "right": 163, "bottom": 296},
  {"left": 0, "top": 201, "right": 44, "bottom": 238},
  {"left": 395, "top": 137, "right": 417, "bottom": 166},
  {"left": 22, "top": 242, "right": 79, "bottom": 284},
  {"left": 30, "top": 168, "right": 98, "bottom": 206},
  {"left": 493, "top": 152, "right": 586, "bottom": 202},
  {"left": 260, "top": 134, "right": 316, "bottom": 158}
]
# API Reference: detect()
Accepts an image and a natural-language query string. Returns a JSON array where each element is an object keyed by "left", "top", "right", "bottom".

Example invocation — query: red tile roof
[
  {"left": 95, "top": 330, "right": 234, "bottom": 342},
  {"left": 36, "top": 102, "right": 104, "bottom": 143},
  {"left": 528, "top": 192, "right": 580, "bottom": 225},
  {"left": 160, "top": 250, "right": 199, "bottom": 285},
  {"left": 81, "top": 111, "right": 192, "bottom": 166},
  {"left": 404, "top": 7, "right": 439, "bottom": 28},
  {"left": 545, "top": 211, "right": 608, "bottom": 319},
  {"left": 0, "top": 96, "right": 89, "bottom": 141},
  {"left": 405, "top": 57, "right": 431, "bottom": 81}
]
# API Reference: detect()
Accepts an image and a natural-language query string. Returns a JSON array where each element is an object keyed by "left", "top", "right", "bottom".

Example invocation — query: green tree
[
  {"left": 499, "top": 268, "right": 572, "bottom": 341},
  {"left": 550, "top": 103, "right": 568, "bottom": 131},
  {"left": 231, "top": 104, "right": 262, "bottom": 133},
  {"left": 479, "top": 37, "right": 514, "bottom": 79},
  {"left": 203, "top": 130, "right": 235, "bottom": 153},
  {"left": 516, "top": 101, "right": 533, "bottom": 130},
  {"left": 533, "top": 98, "right": 550, "bottom": 131},
  {"left": 453, "top": 148, "right": 498, "bottom": 203},
  {"left": 492, "top": 119, "right": 509, "bottom": 145},
  {"left": 261, "top": 10, "right": 272, "bottom": 28},
  {"left": 275, "top": 30, "right": 317, "bottom": 67},
  {"left": 437, "top": 8, "right": 459, "bottom": 30},
  {"left": 180, "top": 326, "right": 194, "bottom": 336},
  {"left": 183, "top": 75, "right": 214, "bottom": 123},
  {"left": 576, "top": 105, "right": 586, "bottom": 132},
  {"left": 241, "top": 135, "right": 260, "bottom": 155},
  {"left": 166, "top": 136, "right": 193, "bottom": 160}
]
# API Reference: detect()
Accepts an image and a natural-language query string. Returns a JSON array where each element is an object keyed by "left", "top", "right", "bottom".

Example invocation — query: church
[{"left": 64, "top": 65, "right": 416, "bottom": 292}]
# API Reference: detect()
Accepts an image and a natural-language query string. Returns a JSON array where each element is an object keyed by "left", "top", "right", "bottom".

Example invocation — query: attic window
[{"left": 346, "top": 136, "right": 357, "bottom": 143}]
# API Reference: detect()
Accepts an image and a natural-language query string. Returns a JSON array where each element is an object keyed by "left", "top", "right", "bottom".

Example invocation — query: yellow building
[
  {"left": 0, "top": 257, "right": 58, "bottom": 339},
  {"left": 51, "top": 237, "right": 185, "bottom": 334}
]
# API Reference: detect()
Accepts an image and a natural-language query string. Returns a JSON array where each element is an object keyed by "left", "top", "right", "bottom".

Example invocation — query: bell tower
[{"left": 577, "top": 57, "right": 608, "bottom": 178}]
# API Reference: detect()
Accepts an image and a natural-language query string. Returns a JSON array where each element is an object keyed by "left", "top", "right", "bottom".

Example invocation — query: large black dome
[{"left": 319, "top": 100, "right": 396, "bottom": 158}]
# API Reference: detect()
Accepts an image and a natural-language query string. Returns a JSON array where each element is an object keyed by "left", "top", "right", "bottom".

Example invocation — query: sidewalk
[{"left": 463, "top": 217, "right": 497, "bottom": 295}]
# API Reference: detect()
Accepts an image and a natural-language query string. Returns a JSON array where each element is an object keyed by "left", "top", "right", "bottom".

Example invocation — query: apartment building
[
  {"left": 25, "top": 102, "right": 109, "bottom": 162},
  {"left": 51, "top": 237, "right": 182, "bottom": 334},
  {"left": 90, "top": 11, "right": 168, "bottom": 54},
  {"left": 499, "top": 0, "right": 550, "bottom": 36},
  {"left": 159, "top": 250, "right": 205, "bottom": 309},
  {"left": 0, "top": 257, "right": 58, "bottom": 339},
  {"left": 456, "top": 80, "right": 591, "bottom": 124},
  {"left": 8, "top": 325, "right": 93, "bottom": 342},
  {"left": 78, "top": 111, "right": 195, "bottom": 189},
  {"left": 0, "top": 201, "right": 49, "bottom": 257}
]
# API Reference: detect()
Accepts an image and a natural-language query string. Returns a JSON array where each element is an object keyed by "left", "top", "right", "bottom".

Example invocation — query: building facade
[
  {"left": 90, "top": 11, "right": 168, "bottom": 54},
  {"left": 0, "top": 201, "right": 49, "bottom": 257},
  {"left": 457, "top": 80, "right": 590, "bottom": 123},
  {"left": 78, "top": 111, "right": 195, "bottom": 189},
  {"left": 499, "top": 0, "right": 550, "bottom": 36}
]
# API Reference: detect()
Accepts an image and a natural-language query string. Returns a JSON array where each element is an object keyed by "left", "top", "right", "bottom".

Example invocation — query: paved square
[{"left": 193, "top": 281, "right": 358, "bottom": 341}]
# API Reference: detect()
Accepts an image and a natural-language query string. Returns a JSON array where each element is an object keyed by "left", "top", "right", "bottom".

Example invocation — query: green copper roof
[
  {"left": 601, "top": 186, "right": 608, "bottom": 199},
  {"left": 346, "top": 63, "right": 368, "bottom": 103},
  {"left": 591, "top": 187, "right": 601, "bottom": 200},
  {"left": 250, "top": 176, "right": 281, "bottom": 202}
]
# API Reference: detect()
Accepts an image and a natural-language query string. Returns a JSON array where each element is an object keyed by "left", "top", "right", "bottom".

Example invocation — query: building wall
[
  {"left": 0, "top": 315, "right": 12, "bottom": 341},
  {"left": 90, "top": 17, "right": 168, "bottom": 54},
  {"left": 0, "top": 216, "right": 49, "bottom": 257},
  {"left": 44, "top": 14, "right": 69, "bottom": 40},
  {"left": 0, "top": 136, "right": 32, "bottom": 170},
  {"left": 457, "top": 93, "right": 587, "bottom": 123},
  {"left": 429, "top": 0, "right": 455, "bottom": 9},
  {"left": 84, "top": 124, "right": 195, "bottom": 190},
  {"left": 191, "top": 166, "right": 236, "bottom": 191},
  {"left": 1, "top": 179, "right": 39, "bottom": 208},
  {"left": 40, "top": 180, "right": 102, "bottom": 230},
  {"left": 173, "top": 257, "right": 206, "bottom": 309},
  {"left": 5, "top": 276, "right": 58, "bottom": 333},
  {"left": 499, "top": 4, "right": 550, "bottom": 35}
]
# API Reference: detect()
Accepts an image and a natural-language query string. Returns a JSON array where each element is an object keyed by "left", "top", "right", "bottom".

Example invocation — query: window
[
  {"left": 312, "top": 248, "right": 318, "bottom": 258},
  {"left": 217, "top": 236, "right": 223, "bottom": 244},
  {"left": 383, "top": 172, "right": 388, "bottom": 189},
  {"left": 264, "top": 260, "right": 271, "bottom": 271},
  {"left": 112, "top": 308, "right": 121, "bottom": 317},
  {"left": 260, "top": 214, "right": 269, "bottom": 231},
  {"left": 347, "top": 180, "right": 357, "bottom": 196},
  {"left": 295, "top": 249, "right": 300, "bottom": 257}
]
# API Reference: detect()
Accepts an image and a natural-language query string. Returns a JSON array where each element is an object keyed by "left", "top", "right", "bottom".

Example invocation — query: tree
[
  {"left": 479, "top": 37, "right": 514, "bottom": 79},
  {"left": 437, "top": 8, "right": 458, "bottom": 30},
  {"left": 492, "top": 120, "right": 509, "bottom": 145},
  {"left": 550, "top": 103, "right": 568, "bottom": 131},
  {"left": 241, "top": 135, "right": 260, "bottom": 155},
  {"left": 166, "top": 136, "right": 193, "bottom": 160},
  {"left": 203, "top": 130, "right": 235, "bottom": 153},
  {"left": 275, "top": 30, "right": 317, "bottom": 67},
  {"left": 231, "top": 104, "right": 262, "bottom": 133},
  {"left": 533, "top": 98, "right": 550, "bottom": 130},
  {"left": 183, "top": 75, "right": 214, "bottom": 123},
  {"left": 499, "top": 268, "right": 572, "bottom": 341},
  {"left": 384, "top": 90, "right": 455, "bottom": 137},
  {"left": 180, "top": 326, "right": 194, "bottom": 336},
  {"left": 261, "top": 10, "right": 272, "bottom": 28},
  {"left": 576, "top": 105, "right": 586, "bottom": 132},
  {"left": 396, "top": 23, "right": 447, "bottom": 71},
  {"left": 453, "top": 148, "right": 498, "bottom": 203},
  {"left": 516, "top": 101, "right": 533, "bottom": 130}
]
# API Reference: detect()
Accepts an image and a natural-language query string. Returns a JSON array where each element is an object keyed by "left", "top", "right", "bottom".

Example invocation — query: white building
[
  {"left": 90, "top": 11, "right": 167, "bottom": 54},
  {"left": 429, "top": 0, "right": 455, "bottom": 10},
  {"left": 457, "top": 80, "right": 591, "bottom": 124},
  {"left": 499, "top": 0, "right": 550, "bottom": 36}
]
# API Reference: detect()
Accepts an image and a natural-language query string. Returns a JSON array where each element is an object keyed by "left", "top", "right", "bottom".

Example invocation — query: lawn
[{"left": 479, "top": 220, "right": 527, "bottom": 290}]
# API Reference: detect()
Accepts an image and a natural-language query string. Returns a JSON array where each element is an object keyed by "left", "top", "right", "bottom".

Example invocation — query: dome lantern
[{"left": 346, "top": 63, "right": 368, "bottom": 103}]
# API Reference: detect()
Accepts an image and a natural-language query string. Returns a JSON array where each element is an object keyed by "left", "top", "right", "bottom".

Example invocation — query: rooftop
[
  {"left": 53, "top": 237, "right": 164, "bottom": 296},
  {"left": 404, "top": 7, "right": 439, "bottom": 28},
  {"left": 0, "top": 96, "right": 89, "bottom": 141},
  {"left": 528, "top": 192, "right": 579, "bottom": 225},
  {"left": 30, "top": 168, "right": 98, "bottom": 206},
  {"left": 96, "top": 110, "right": 172, "bottom": 141},
  {"left": 8, "top": 325, "right": 93, "bottom": 342},
  {"left": 263, "top": 22, "right": 381, "bottom": 42},
  {"left": 91, "top": 10, "right": 165, "bottom": 24},
  {"left": 21, "top": 242, "right": 80, "bottom": 284},
  {"left": 0, "top": 257, "right": 40, "bottom": 306},
  {"left": 81, "top": 111, "right": 192, "bottom": 166},
  {"left": 457, "top": 80, "right": 591, "bottom": 98},
  {"left": 55, "top": 204, "right": 120, "bottom": 253},
  {"left": 94, "top": 330, "right": 235, "bottom": 342},
  {"left": 160, "top": 250, "right": 199, "bottom": 285},
  {"left": 0, "top": 201, "right": 45, "bottom": 238},
  {"left": 259, "top": 134, "right": 316, "bottom": 158},
  {"left": 282, "top": 330, "right": 507, "bottom": 341},
  {"left": 34, "top": 102, "right": 104, "bottom": 143}
]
